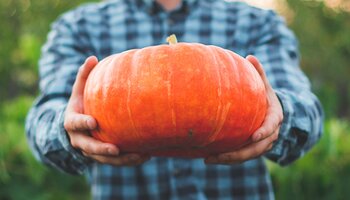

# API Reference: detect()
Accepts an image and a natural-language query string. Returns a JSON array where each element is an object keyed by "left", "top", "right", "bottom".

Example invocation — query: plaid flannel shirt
[{"left": 25, "top": 0, "right": 324, "bottom": 199}]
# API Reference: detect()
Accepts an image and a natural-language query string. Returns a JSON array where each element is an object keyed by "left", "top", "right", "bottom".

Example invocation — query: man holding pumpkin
[{"left": 26, "top": 0, "right": 324, "bottom": 199}]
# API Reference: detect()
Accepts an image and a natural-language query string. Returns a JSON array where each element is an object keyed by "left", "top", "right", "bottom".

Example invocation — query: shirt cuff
[
  {"left": 57, "top": 105, "right": 92, "bottom": 173},
  {"left": 264, "top": 90, "right": 294, "bottom": 165}
]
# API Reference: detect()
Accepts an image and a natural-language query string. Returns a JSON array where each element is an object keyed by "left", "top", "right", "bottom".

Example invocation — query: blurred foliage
[
  {"left": 286, "top": 0, "right": 350, "bottom": 118},
  {"left": 269, "top": 119, "right": 350, "bottom": 200},
  {"left": 0, "top": 0, "right": 349, "bottom": 199},
  {"left": 0, "top": 0, "right": 97, "bottom": 101},
  {"left": 0, "top": 97, "right": 89, "bottom": 200}
]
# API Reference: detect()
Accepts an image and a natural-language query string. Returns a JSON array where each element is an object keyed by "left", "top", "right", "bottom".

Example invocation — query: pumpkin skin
[{"left": 83, "top": 42, "right": 267, "bottom": 158}]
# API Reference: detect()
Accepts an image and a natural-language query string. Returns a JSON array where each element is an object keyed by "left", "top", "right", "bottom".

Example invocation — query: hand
[
  {"left": 205, "top": 55, "right": 283, "bottom": 165},
  {"left": 64, "top": 56, "right": 150, "bottom": 166}
]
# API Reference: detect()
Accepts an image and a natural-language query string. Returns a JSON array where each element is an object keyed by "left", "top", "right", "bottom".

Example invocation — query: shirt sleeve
[
  {"left": 247, "top": 10, "right": 324, "bottom": 166},
  {"left": 25, "top": 11, "right": 93, "bottom": 175}
]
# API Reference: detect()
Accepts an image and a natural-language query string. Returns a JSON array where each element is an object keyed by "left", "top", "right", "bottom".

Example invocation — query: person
[{"left": 25, "top": 0, "right": 324, "bottom": 199}]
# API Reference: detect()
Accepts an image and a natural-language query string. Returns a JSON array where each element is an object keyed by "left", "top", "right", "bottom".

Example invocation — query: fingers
[
  {"left": 246, "top": 56, "right": 264, "bottom": 76},
  {"left": 86, "top": 153, "right": 151, "bottom": 166},
  {"left": 251, "top": 111, "right": 282, "bottom": 142},
  {"left": 66, "top": 56, "right": 98, "bottom": 113},
  {"left": 203, "top": 55, "right": 283, "bottom": 165},
  {"left": 64, "top": 112, "right": 97, "bottom": 132},
  {"left": 65, "top": 56, "right": 99, "bottom": 131},
  {"left": 70, "top": 132, "right": 119, "bottom": 156},
  {"left": 69, "top": 130, "right": 150, "bottom": 166},
  {"left": 246, "top": 55, "right": 283, "bottom": 142},
  {"left": 246, "top": 55, "right": 271, "bottom": 89},
  {"left": 71, "top": 56, "right": 98, "bottom": 99},
  {"left": 63, "top": 56, "right": 150, "bottom": 166},
  {"left": 205, "top": 129, "right": 279, "bottom": 165},
  {"left": 67, "top": 125, "right": 151, "bottom": 166}
]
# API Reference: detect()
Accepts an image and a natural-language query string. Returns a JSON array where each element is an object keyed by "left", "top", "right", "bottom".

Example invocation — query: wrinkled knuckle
[
  {"left": 258, "top": 127, "right": 267, "bottom": 135},
  {"left": 69, "top": 118, "right": 77, "bottom": 130},
  {"left": 63, "top": 117, "right": 71, "bottom": 131},
  {"left": 83, "top": 143, "right": 94, "bottom": 154}
]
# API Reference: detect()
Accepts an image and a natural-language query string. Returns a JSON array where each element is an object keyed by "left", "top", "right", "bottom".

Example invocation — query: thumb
[
  {"left": 71, "top": 56, "right": 98, "bottom": 99},
  {"left": 246, "top": 55, "right": 273, "bottom": 91}
]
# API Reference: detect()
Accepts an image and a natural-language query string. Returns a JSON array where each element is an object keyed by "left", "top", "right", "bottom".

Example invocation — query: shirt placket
[
  {"left": 156, "top": 7, "right": 198, "bottom": 199},
  {"left": 170, "top": 159, "right": 198, "bottom": 199}
]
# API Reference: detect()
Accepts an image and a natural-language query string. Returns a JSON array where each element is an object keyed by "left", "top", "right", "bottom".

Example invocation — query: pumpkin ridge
[
  {"left": 127, "top": 50, "right": 146, "bottom": 149},
  {"left": 102, "top": 55, "right": 121, "bottom": 143},
  {"left": 166, "top": 47, "right": 177, "bottom": 131},
  {"left": 159, "top": 44, "right": 178, "bottom": 146},
  {"left": 204, "top": 46, "right": 229, "bottom": 146},
  {"left": 226, "top": 49, "right": 244, "bottom": 129}
]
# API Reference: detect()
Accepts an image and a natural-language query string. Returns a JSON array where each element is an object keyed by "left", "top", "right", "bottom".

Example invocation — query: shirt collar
[
  {"left": 141, "top": 0, "right": 198, "bottom": 7},
  {"left": 130, "top": 0, "right": 198, "bottom": 14}
]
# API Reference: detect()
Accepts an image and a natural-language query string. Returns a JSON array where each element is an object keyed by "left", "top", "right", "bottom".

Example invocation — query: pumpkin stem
[{"left": 166, "top": 34, "right": 178, "bottom": 45}]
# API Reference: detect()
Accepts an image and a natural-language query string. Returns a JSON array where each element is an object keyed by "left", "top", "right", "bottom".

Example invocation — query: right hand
[{"left": 64, "top": 56, "right": 150, "bottom": 166}]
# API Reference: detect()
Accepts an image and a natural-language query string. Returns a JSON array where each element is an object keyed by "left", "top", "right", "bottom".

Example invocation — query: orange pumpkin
[{"left": 83, "top": 35, "right": 267, "bottom": 158}]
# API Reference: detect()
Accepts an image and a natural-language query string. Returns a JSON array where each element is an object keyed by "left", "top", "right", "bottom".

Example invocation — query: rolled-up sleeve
[
  {"left": 25, "top": 10, "right": 92, "bottom": 174},
  {"left": 247, "top": 10, "right": 324, "bottom": 166}
]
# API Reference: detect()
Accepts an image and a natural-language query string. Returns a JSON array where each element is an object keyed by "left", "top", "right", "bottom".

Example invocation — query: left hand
[
  {"left": 205, "top": 55, "right": 283, "bottom": 165},
  {"left": 64, "top": 56, "right": 150, "bottom": 166}
]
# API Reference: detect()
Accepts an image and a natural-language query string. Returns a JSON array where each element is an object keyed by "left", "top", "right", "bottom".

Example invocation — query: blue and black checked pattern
[{"left": 25, "top": 0, "right": 324, "bottom": 199}]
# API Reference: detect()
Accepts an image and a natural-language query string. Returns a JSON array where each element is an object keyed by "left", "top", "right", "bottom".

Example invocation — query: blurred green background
[{"left": 0, "top": 0, "right": 349, "bottom": 199}]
